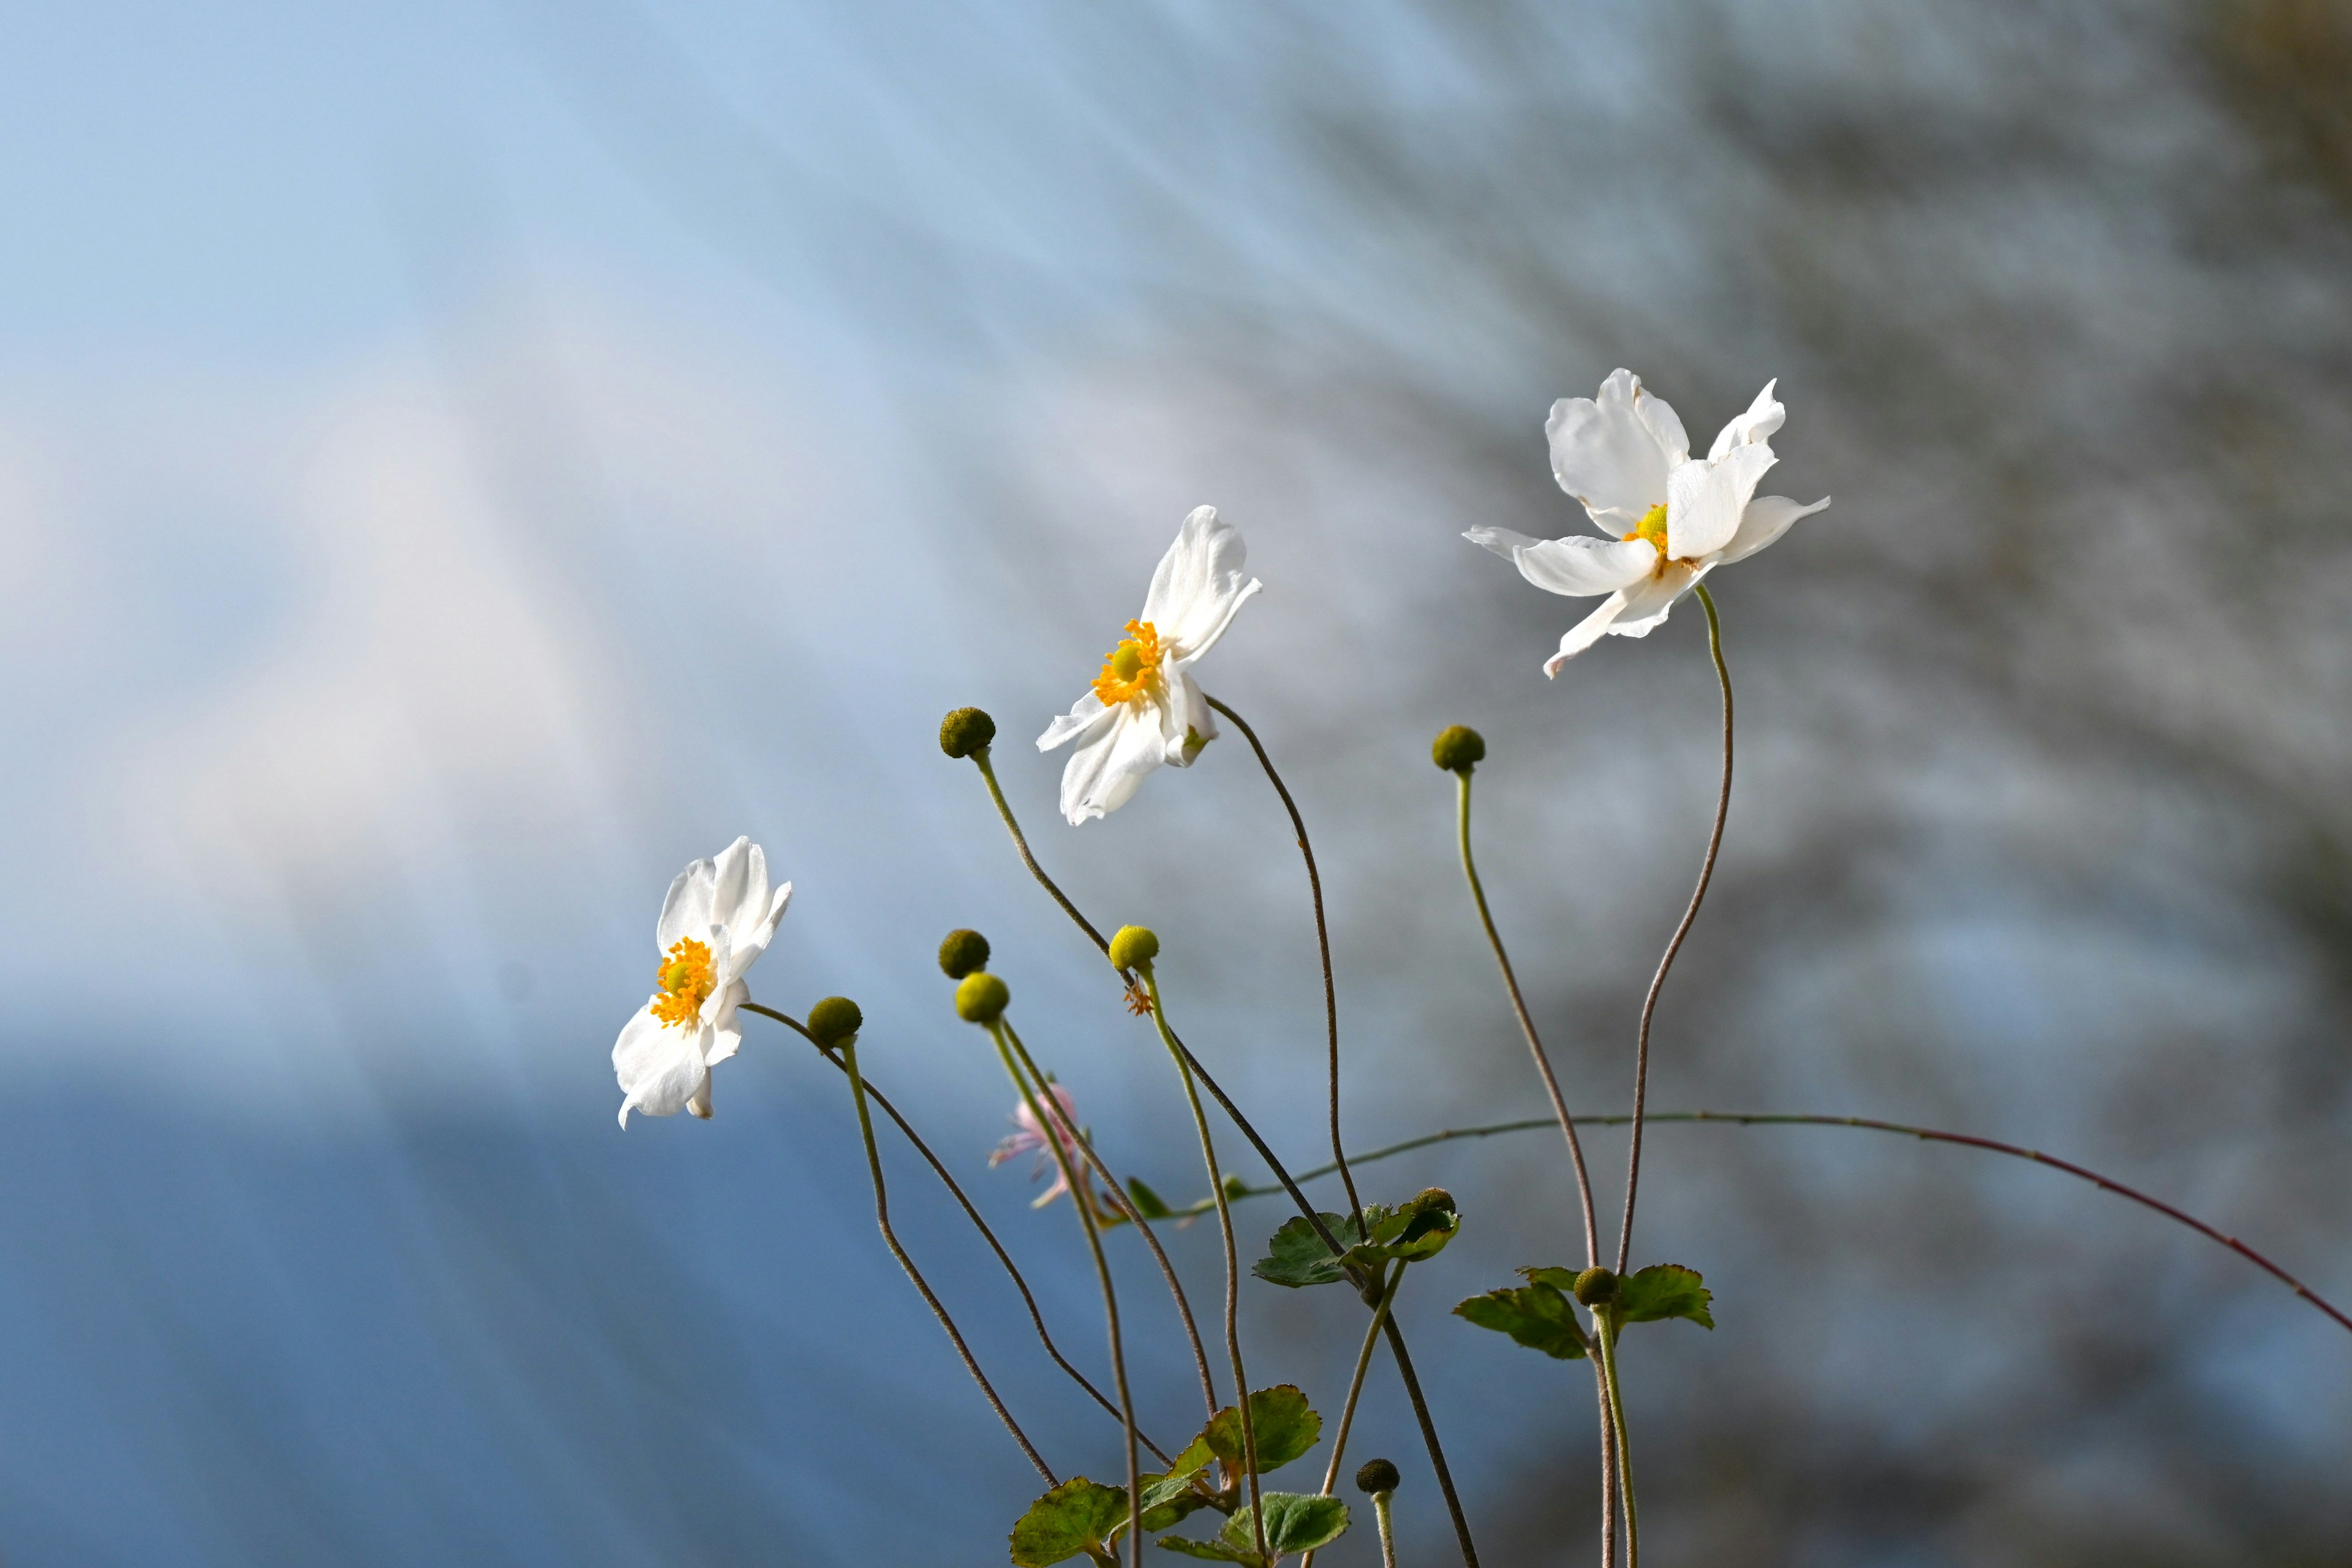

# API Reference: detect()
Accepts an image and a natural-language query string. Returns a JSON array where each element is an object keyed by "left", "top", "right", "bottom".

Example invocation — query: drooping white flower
[
  {"left": 988, "top": 1083, "right": 1085, "bottom": 1208},
  {"left": 1466, "top": 369, "right": 1830, "bottom": 674},
  {"left": 612, "top": 836, "right": 792, "bottom": 1128},
  {"left": 1038, "top": 506, "right": 1262, "bottom": 824}
]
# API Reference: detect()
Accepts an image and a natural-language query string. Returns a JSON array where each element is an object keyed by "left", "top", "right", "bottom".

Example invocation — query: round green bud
[
  {"left": 804, "top": 996, "right": 864, "bottom": 1047},
  {"left": 954, "top": 971, "right": 1011, "bottom": 1025},
  {"left": 938, "top": 706, "right": 997, "bottom": 759},
  {"left": 1430, "top": 725, "right": 1486, "bottom": 774},
  {"left": 1107, "top": 924, "right": 1161, "bottom": 972},
  {"left": 937, "top": 928, "right": 991, "bottom": 980},
  {"left": 1409, "top": 1186, "right": 1456, "bottom": 1216},
  {"left": 1354, "top": 1458, "right": 1401, "bottom": 1496},
  {"left": 1572, "top": 1266, "right": 1619, "bottom": 1306}
]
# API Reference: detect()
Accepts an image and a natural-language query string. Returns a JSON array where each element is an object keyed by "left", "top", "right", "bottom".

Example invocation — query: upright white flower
[
  {"left": 1038, "top": 506, "right": 1262, "bottom": 824},
  {"left": 612, "top": 836, "right": 792, "bottom": 1128},
  {"left": 1467, "top": 369, "right": 1830, "bottom": 674}
]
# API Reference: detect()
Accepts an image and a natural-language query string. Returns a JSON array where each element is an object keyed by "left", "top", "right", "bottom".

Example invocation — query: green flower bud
[
  {"left": 1354, "top": 1458, "right": 1401, "bottom": 1496},
  {"left": 1572, "top": 1266, "right": 1619, "bottom": 1306},
  {"left": 1430, "top": 724, "right": 1486, "bottom": 774},
  {"left": 1107, "top": 924, "right": 1160, "bottom": 972},
  {"left": 1408, "top": 1187, "right": 1456, "bottom": 1216},
  {"left": 955, "top": 971, "right": 1011, "bottom": 1024},
  {"left": 804, "top": 996, "right": 863, "bottom": 1047},
  {"left": 938, "top": 706, "right": 997, "bottom": 759},
  {"left": 937, "top": 928, "right": 991, "bottom": 980}
]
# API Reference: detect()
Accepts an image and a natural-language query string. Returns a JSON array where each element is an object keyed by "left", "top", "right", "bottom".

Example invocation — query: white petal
[
  {"left": 1707, "top": 379, "right": 1785, "bottom": 461},
  {"left": 1057, "top": 703, "right": 1167, "bottom": 824},
  {"left": 1666, "top": 442, "right": 1776, "bottom": 561},
  {"left": 1609, "top": 559, "right": 1711, "bottom": 638},
  {"left": 1039, "top": 691, "right": 1120, "bottom": 753},
  {"left": 1717, "top": 494, "right": 1830, "bottom": 565},
  {"left": 1546, "top": 369, "right": 1684, "bottom": 528},
  {"left": 655, "top": 857, "right": 715, "bottom": 951},
  {"left": 1140, "top": 506, "right": 1262, "bottom": 660},
  {"left": 1465, "top": 529, "right": 1658, "bottom": 598},
  {"left": 1466, "top": 526, "right": 1542, "bottom": 560},
  {"left": 614, "top": 1005, "right": 706, "bottom": 1126},
  {"left": 704, "top": 985, "right": 747, "bottom": 1066},
  {"left": 707, "top": 837, "right": 755, "bottom": 940},
  {"left": 1544, "top": 594, "right": 1630, "bottom": 675},
  {"left": 1161, "top": 669, "right": 1215, "bottom": 766}
]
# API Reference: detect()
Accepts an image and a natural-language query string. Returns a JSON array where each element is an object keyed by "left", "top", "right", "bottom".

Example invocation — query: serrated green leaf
[
  {"left": 1155, "top": 1536, "right": 1260, "bottom": 1564},
  {"left": 1252, "top": 1213, "right": 1358, "bottom": 1288},
  {"left": 1117, "top": 1441, "right": 1218, "bottom": 1539},
  {"left": 1355, "top": 1191, "right": 1460, "bottom": 1265},
  {"left": 1225, "top": 1493, "right": 1351, "bottom": 1556},
  {"left": 1011, "top": 1477, "right": 1129, "bottom": 1567},
  {"left": 1520, "top": 1265, "right": 1581, "bottom": 1292},
  {"left": 1127, "top": 1178, "right": 1175, "bottom": 1221},
  {"left": 1453, "top": 1279, "right": 1590, "bottom": 1360},
  {"left": 1615, "top": 1264, "right": 1714, "bottom": 1330},
  {"left": 1202, "top": 1385, "right": 1321, "bottom": 1472}
]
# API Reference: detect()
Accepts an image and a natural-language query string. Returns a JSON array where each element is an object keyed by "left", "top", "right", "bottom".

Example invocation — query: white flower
[
  {"left": 1466, "top": 369, "right": 1830, "bottom": 674},
  {"left": 612, "top": 836, "right": 792, "bottom": 1128},
  {"left": 987, "top": 1084, "right": 1085, "bottom": 1208},
  {"left": 1037, "top": 505, "right": 1262, "bottom": 824}
]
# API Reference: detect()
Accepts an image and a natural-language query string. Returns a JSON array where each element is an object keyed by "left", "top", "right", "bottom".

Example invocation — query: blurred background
[{"left": 2, "top": 1, "right": 2347, "bottom": 1562}]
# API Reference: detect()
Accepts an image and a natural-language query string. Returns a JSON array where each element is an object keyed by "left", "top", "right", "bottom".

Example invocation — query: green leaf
[
  {"left": 1615, "top": 1264, "right": 1715, "bottom": 1330},
  {"left": 1520, "top": 1265, "right": 1581, "bottom": 1292},
  {"left": 1011, "top": 1478, "right": 1129, "bottom": 1567},
  {"left": 1353, "top": 1190, "right": 1460, "bottom": 1265},
  {"left": 1127, "top": 1178, "right": 1175, "bottom": 1221},
  {"left": 1226, "top": 1493, "right": 1351, "bottom": 1556},
  {"left": 1155, "top": 1537, "right": 1259, "bottom": 1564},
  {"left": 1252, "top": 1213, "right": 1357, "bottom": 1288},
  {"left": 1120, "top": 1440, "right": 1218, "bottom": 1537},
  {"left": 1453, "top": 1277, "right": 1590, "bottom": 1361},
  {"left": 1202, "top": 1385, "right": 1322, "bottom": 1473}
]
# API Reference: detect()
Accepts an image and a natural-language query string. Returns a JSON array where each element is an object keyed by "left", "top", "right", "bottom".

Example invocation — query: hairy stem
[
  {"left": 837, "top": 1029, "right": 1055, "bottom": 1483},
  {"left": 1296, "top": 1264, "right": 1405, "bottom": 1568},
  {"left": 990, "top": 1023, "right": 1141, "bottom": 1564},
  {"left": 1140, "top": 967, "right": 1265, "bottom": 1564},
  {"left": 965, "top": 753, "right": 1482, "bottom": 1566},
  {"left": 1453, "top": 763, "right": 1618, "bottom": 1567},
  {"left": 1204, "top": 693, "right": 1364, "bottom": 1229},
  {"left": 1373, "top": 1491, "right": 1398, "bottom": 1568},
  {"left": 744, "top": 1002, "right": 1169, "bottom": 1463},
  {"left": 1593, "top": 1311, "right": 1639, "bottom": 1568},
  {"left": 998, "top": 1022, "right": 1220, "bottom": 1419},
  {"left": 1618, "top": 581, "right": 1732, "bottom": 1274}
]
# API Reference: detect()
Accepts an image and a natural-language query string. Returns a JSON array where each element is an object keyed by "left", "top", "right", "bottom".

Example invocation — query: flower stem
[
  {"left": 964, "top": 758, "right": 1482, "bottom": 1566},
  {"left": 1592, "top": 1310, "right": 1639, "bottom": 1568},
  {"left": 1139, "top": 965, "right": 1265, "bottom": 1565},
  {"left": 1202, "top": 692, "right": 1365, "bottom": 1231},
  {"left": 989, "top": 1022, "right": 1142, "bottom": 1566},
  {"left": 1373, "top": 1491, "right": 1399, "bottom": 1568},
  {"left": 1617, "top": 581, "right": 1733, "bottom": 1275},
  {"left": 1453, "top": 763, "right": 1620, "bottom": 1567},
  {"left": 999, "top": 1019, "right": 1222, "bottom": 1419},
  {"left": 1297, "top": 1263, "right": 1404, "bottom": 1568},
  {"left": 743, "top": 1001, "right": 1173, "bottom": 1461},
  {"left": 835, "top": 1027, "right": 1056, "bottom": 1484}
]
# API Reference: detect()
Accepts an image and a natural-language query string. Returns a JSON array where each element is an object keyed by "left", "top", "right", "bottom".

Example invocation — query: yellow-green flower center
[
  {"left": 1091, "top": 619, "right": 1164, "bottom": 706},
  {"left": 650, "top": 937, "right": 716, "bottom": 1030},
  {"left": 1623, "top": 501, "right": 1671, "bottom": 557}
]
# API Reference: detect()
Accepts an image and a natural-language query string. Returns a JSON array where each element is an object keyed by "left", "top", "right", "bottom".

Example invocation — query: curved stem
[
  {"left": 1592, "top": 1311, "right": 1638, "bottom": 1568},
  {"left": 1197, "top": 1107, "right": 2352, "bottom": 1338},
  {"left": 1300, "top": 1263, "right": 1405, "bottom": 1568},
  {"left": 989, "top": 1022, "right": 1142, "bottom": 1566},
  {"left": 741, "top": 1003, "right": 1172, "bottom": 1463},
  {"left": 1204, "top": 693, "right": 1365, "bottom": 1230},
  {"left": 965, "top": 757, "right": 1482, "bottom": 1566},
  {"left": 1000, "top": 1020, "right": 1222, "bottom": 1420},
  {"left": 1140, "top": 967, "right": 1265, "bottom": 1564},
  {"left": 1618, "top": 582, "right": 1733, "bottom": 1274},
  {"left": 837, "top": 1030, "right": 1055, "bottom": 1484},
  {"left": 1455, "top": 764, "right": 1619, "bottom": 1567}
]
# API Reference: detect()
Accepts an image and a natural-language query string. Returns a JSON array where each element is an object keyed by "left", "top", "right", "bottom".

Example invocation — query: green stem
[
  {"left": 1592, "top": 1310, "right": 1638, "bottom": 1568},
  {"left": 1373, "top": 1493, "right": 1398, "bottom": 1568},
  {"left": 1618, "top": 581, "right": 1732, "bottom": 1274},
  {"left": 1140, "top": 965, "right": 1265, "bottom": 1565},
  {"left": 989, "top": 1022, "right": 1142, "bottom": 1566},
  {"left": 837, "top": 1029, "right": 1055, "bottom": 1483},
  {"left": 1297, "top": 1264, "right": 1404, "bottom": 1568}
]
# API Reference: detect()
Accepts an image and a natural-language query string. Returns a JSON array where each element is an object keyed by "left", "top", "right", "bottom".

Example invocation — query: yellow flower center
[
  {"left": 1621, "top": 501, "right": 1672, "bottom": 562},
  {"left": 650, "top": 937, "right": 717, "bottom": 1030},
  {"left": 1090, "top": 619, "right": 1164, "bottom": 707}
]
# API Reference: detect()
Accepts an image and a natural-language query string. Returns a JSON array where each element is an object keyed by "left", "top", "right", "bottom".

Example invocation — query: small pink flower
[{"left": 989, "top": 1084, "right": 1084, "bottom": 1207}]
